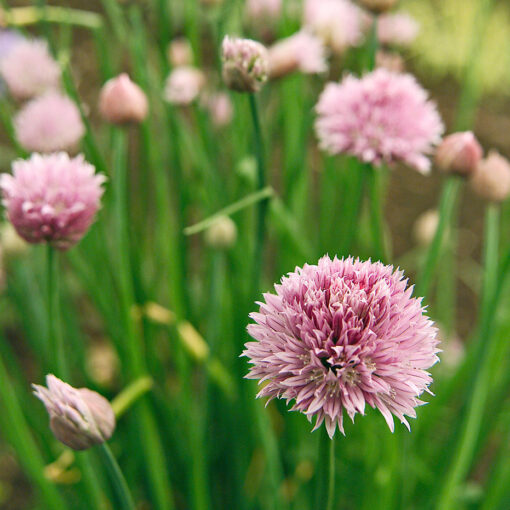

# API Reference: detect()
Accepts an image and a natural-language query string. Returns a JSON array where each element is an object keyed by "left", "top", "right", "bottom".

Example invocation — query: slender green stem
[
  {"left": 248, "top": 94, "right": 267, "bottom": 296},
  {"left": 436, "top": 204, "right": 500, "bottom": 510},
  {"left": 111, "top": 376, "right": 154, "bottom": 419},
  {"left": 47, "top": 245, "right": 68, "bottom": 379},
  {"left": 325, "top": 438, "right": 336, "bottom": 510},
  {"left": 367, "top": 167, "right": 387, "bottom": 263},
  {"left": 98, "top": 443, "right": 136, "bottom": 510}
]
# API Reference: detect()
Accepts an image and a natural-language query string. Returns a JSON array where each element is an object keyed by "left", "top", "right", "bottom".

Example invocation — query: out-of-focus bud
[
  {"left": 86, "top": 342, "right": 119, "bottom": 388},
  {"left": 435, "top": 132, "right": 482, "bottom": 176},
  {"left": 205, "top": 215, "right": 237, "bottom": 249},
  {"left": 221, "top": 36, "right": 269, "bottom": 93},
  {"left": 99, "top": 73, "right": 148, "bottom": 124},
  {"left": 0, "top": 222, "right": 28, "bottom": 257},
  {"left": 164, "top": 66, "right": 205, "bottom": 105},
  {"left": 377, "top": 12, "right": 419, "bottom": 47},
  {"left": 246, "top": 0, "right": 282, "bottom": 22},
  {"left": 205, "top": 92, "right": 233, "bottom": 127},
  {"left": 375, "top": 50, "right": 404, "bottom": 72},
  {"left": 33, "top": 375, "right": 116, "bottom": 451},
  {"left": 413, "top": 209, "right": 439, "bottom": 246},
  {"left": 358, "top": 0, "right": 398, "bottom": 14},
  {"left": 167, "top": 38, "right": 193, "bottom": 68},
  {"left": 268, "top": 31, "right": 327, "bottom": 80},
  {"left": 470, "top": 151, "right": 510, "bottom": 202}
]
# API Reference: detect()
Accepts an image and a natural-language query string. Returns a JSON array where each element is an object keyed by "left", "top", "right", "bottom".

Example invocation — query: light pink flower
[
  {"left": 246, "top": 0, "right": 282, "bottom": 21},
  {"left": 244, "top": 256, "right": 439, "bottom": 437},
  {"left": 377, "top": 12, "right": 420, "bottom": 47},
  {"left": 164, "top": 66, "right": 205, "bottom": 105},
  {"left": 0, "top": 153, "right": 105, "bottom": 250},
  {"left": 269, "top": 31, "right": 328, "bottom": 79},
  {"left": 14, "top": 92, "right": 85, "bottom": 153},
  {"left": 99, "top": 73, "right": 148, "bottom": 124},
  {"left": 315, "top": 69, "right": 444, "bottom": 173},
  {"left": 222, "top": 36, "right": 269, "bottom": 93},
  {"left": 303, "top": 0, "right": 366, "bottom": 54},
  {"left": 0, "top": 39, "right": 60, "bottom": 100},
  {"left": 206, "top": 92, "right": 233, "bottom": 127},
  {"left": 33, "top": 374, "right": 115, "bottom": 450},
  {"left": 435, "top": 131, "right": 482, "bottom": 176},
  {"left": 470, "top": 151, "right": 510, "bottom": 202},
  {"left": 167, "top": 38, "right": 194, "bottom": 67}
]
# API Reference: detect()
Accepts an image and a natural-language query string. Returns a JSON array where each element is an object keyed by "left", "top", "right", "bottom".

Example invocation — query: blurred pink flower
[
  {"left": 0, "top": 39, "right": 60, "bottom": 100},
  {"left": 33, "top": 374, "right": 115, "bottom": 450},
  {"left": 303, "top": 0, "right": 366, "bottom": 54},
  {"left": 269, "top": 31, "right": 327, "bottom": 79},
  {"left": 471, "top": 151, "right": 510, "bottom": 202},
  {"left": 167, "top": 38, "right": 194, "bottom": 67},
  {"left": 99, "top": 73, "right": 148, "bottom": 124},
  {"left": 221, "top": 36, "right": 269, "bottom": 93},
  {"left": 0, "top": 153, "right": 105, "bottom": 250},
  {"left": 164, "top": 66, "right": 205, "bottom": 105},
  {"left": 244, "top": 255, "right": 439, "bottom": 437},
  {"left": 206, "top": 92, "right": 233, "bottom": 127},
  {"left": 14, "top": 92, "right": 85, "bottom": 153},
  {"left": 377, "top": 12, "right": 420, "bottom": 47},
  {"left": 315, "top": 69, "right": 444, "bottom": 173},
  {"left": 246, "top": 0, "right": 282, "bottom": 21}
]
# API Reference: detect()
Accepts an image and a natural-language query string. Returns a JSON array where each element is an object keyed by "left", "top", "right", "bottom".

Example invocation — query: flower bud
[
  {"left": 164, "top": 67, "right": 205, "bottom": 105},
  {"left": 205, "top": 215, "right": 237, "bottom": 249},
  {"left": 221, "top": 36, "right": 269, "bottom": 93},
  {"left": 435, "top": 132, "right": 482, "bottom": 176},
  {"left": 205, "top": 92, "right": 233, "bottom": 127},
  {"left": 99, "top": 73, "right": 148, "bottom": 124},
  {"left": 358, "top": 0, "right": 398, "bottom": 14},
  {"left": 246, "top": 0, "right": 282, "bottom": 22},
  {"left": 33, "top": 375, "right": 115, "bottom": 450},
  {"left": 167, "top": 38, "right": 193, "bottom": 67},
  {"left": 413, "top": 209, "right": 439, "bottom": 246},
  {"left": 470, "top": 151, "right": 510, "bottom": 202}
]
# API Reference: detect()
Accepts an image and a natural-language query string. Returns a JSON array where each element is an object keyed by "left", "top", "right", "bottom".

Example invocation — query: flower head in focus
[
  {"left": 244, "top": 256, "right": 439, "bottom": 437},
  {"left": 0, "top": 39, "right": 60, "bottom": 100},
  {"left": 99, "top": 73, "right": 148, "bottom": 124},
  {"left": 33, "top": 374, "right": 115, "bottom": 450},
  {"left": 221, "top": 36, "right": 269, "bottom": 93},
  {"left": 315, "top": 69, "right": 444, "bottom": 173},
  {"left": 377, "top": 12, "right": 419, "bottom": 47},
  {"left": 0, "top": 153, "right": 106, "bottom": 250},
  {"left": 14, "top": 92, "right": 85, "bottom": 153},
  {"left": 269, "top": 31, "right": 328, "bottom": 79},
  {"left": 164, "top": 66, "right": 206, "bottom": 105},
  {"left": 303, "top": 0, "right": 366, "bottom": 54}
]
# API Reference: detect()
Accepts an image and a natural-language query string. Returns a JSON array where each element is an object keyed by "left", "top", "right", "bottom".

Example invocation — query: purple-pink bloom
[
  {"left": 244, "top": 256, "right": 439, "bottom": 437},
  {"left": 0, "top": 153, "right": 105, "bottom": 250},
  {"left": 377, "top": 12, "right": 420, "bottom": 47},
  {"left": 0, "top": 39, "right": 60, "bottom": 100},
  {"left": 315, "top": 69, "right": 444, "bottom": 173},
  {"left": 14, "top": 92, "right": 85, "bottom": 153}
]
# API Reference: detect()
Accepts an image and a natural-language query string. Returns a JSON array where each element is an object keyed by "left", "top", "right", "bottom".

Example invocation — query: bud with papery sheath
[
  {"left": 435, "top": 132, "right": 482, "bottom": 176},
  {"left": 471, "top": 151, "right": 510, "bottom": 203},
  {"left": 33, "top": 375, "right": 116, "bottom": 451},
  {"left": 205, "top": 215, "right": 237, "bottom": 249},
  {"left": 99, "top": 73, "right": 148, "bottom": 124}
]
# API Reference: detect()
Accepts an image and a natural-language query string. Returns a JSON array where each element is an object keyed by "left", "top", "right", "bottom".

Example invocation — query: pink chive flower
[
  {"left": 315, "top": 69, "right": 444, "bottom": 173},
  {"left": 269, "top": 31, "right": 328, "bottom": 80},
  {"left": 303, "top": 0, "right": 366, "bottom": 54},
  {"left": 164, "top": 66, "right": 206, "bottom": 105},
  {"left": 33, "top": 375, "right": 115, "bottom": 451},
  {"left": 0, "top": 39, "right": 60, "bottom": 100},
  {"left": 205, "top": 92, "right": 234, "bottom": 127},
  {"left": 246, "top": 0, "right": 282, "bottom": 21},
  {"left": 14, "top": 92, "right": 85, "bottom": 153},
  {"left": 244, "top": 256, "right": 439, "bottom": 437},
  {"left": 0, "top": 153, "right": 106, "bottom": 250},
  {"left": 377, "top": 13, "right": 420, "bottom": 47}
]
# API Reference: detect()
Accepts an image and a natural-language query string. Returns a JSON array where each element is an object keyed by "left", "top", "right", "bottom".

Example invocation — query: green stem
[
  {"left": 416, "top": 178, "right": 462, "bottom": 297},
  {"left": 111, "top": 376, "right": 154, "bottom": 419},
  {"left": 248, "top": 94, "right": 267, "bottom": 297},
  {"left": 47, "top": 245, "right": 68, "bottom": 379},
  {"left": 367, "top": 167, "right": 387, "bottom": 263},
  {"left": 436, "top": 204, "right": 500, "bottom": 510},
  {"left": 98, "top": 443, "right": 136, "bottom": 510},
  {"left": 325, "top": 438, "right": 336, "bottom": 510}
]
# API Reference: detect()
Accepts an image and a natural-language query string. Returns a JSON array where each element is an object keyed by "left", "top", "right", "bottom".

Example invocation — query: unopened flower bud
[
  {"left": 413, "top": 209, "right": 438, "bottom": 246},
  {"left": 167, "top": 38, "right": 193, "bottom": 67},
  {"left": 205, "top": 215, "right": 237, "bottom": 248},
  {"left": 99, "top": 73, "right": 148, "bottom": 124},
  {"left": 246, "top": 0, "right": 282, "bottom": 22},
  {"left": 435, "top": 132, "right": 482, "bottom": 176},
  {"left": 205, "top": 92, "right": 233, "bottom": 127},
  {"left": 359, "top": 0, "right": 398, "bottom": 14},
  {"left": 33, "top": 375, "right": 115, "bottom": 450},
  {"left": 164, "top": 67, "right": 205, "bottom": 105},
  {"left": 470, "top": 151, "right": 510, "bottom": 202},
  {"left": 221, "top": 36, "right": 269, "bottom": 93}
]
